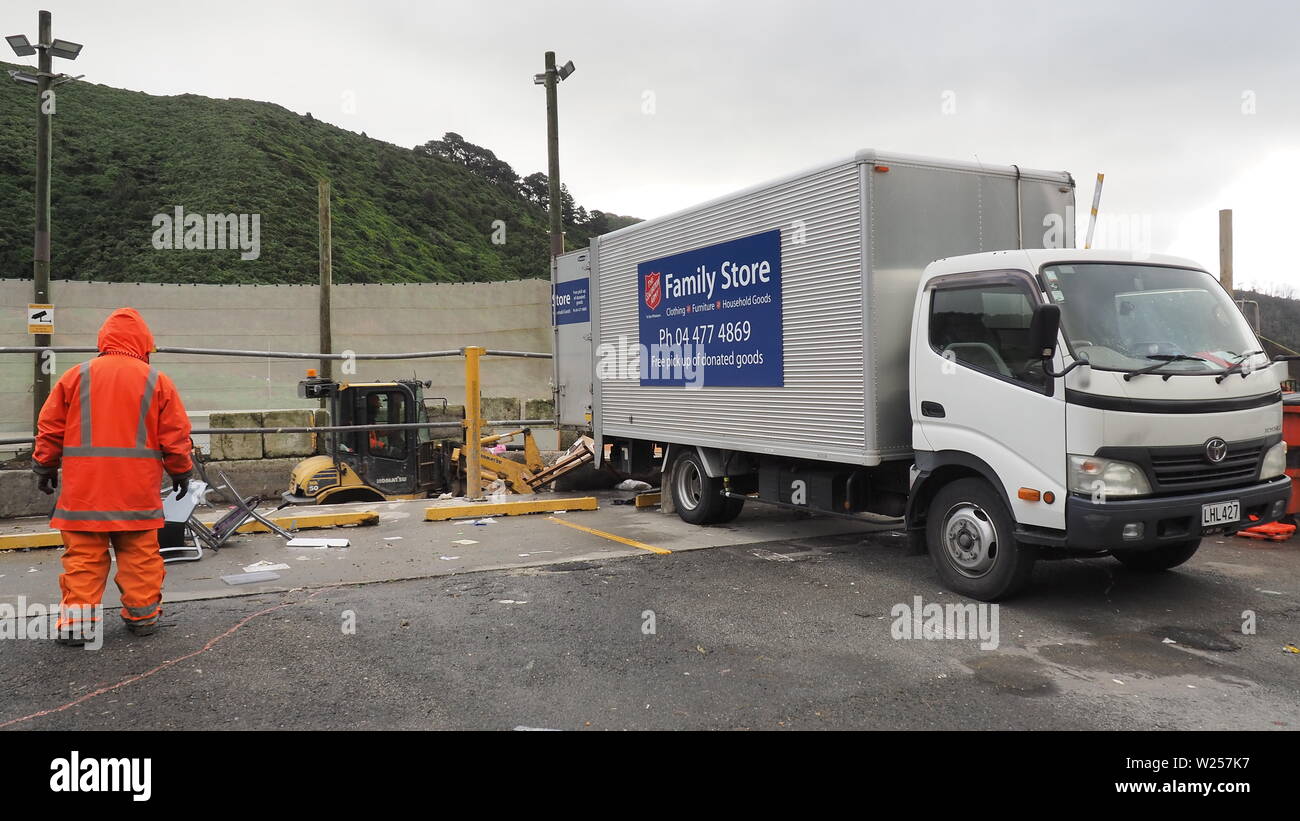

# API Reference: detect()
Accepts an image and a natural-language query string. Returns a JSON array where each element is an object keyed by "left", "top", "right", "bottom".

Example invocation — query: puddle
[{"left": 964, "top": 654, "right": 1058, "bottom": 696}]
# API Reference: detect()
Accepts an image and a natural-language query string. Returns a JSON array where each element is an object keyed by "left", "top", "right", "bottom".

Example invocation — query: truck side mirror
[{"left": 1029, "top": 303, "right": 1060, "bottom": 360}]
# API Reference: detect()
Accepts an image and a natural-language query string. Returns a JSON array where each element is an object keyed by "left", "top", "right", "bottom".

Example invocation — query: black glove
[
  {"left": 33, "top": 463, "right": 58, "bottom": 495},
  {"left": 170, "top": 472, "right": 191, "bottom": 500}
]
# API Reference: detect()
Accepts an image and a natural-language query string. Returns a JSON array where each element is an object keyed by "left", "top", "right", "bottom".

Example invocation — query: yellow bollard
[{"left": 463, "top": 346, "right": 485, "bottom": 500}]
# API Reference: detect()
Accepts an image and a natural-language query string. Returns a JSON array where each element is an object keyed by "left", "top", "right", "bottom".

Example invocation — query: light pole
[
  {"left": 8, "top": 10, "right": 83, "bottom": 431},
  {"left": 534, "top": 52, "right": 575, "bottom": 260}
]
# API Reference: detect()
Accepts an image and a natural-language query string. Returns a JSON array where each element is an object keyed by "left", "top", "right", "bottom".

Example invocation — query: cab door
[
  {"left": 360, "top": 386, "right": 418, "bottom": 494},
  {"left": 912, "top": 269, "right": 1066, "bottom": 530}
]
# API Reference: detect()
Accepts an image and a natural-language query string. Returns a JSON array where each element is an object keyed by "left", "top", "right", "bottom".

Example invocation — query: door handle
[{"left": 921, "top": 401, "right": 946, "bottom": 418}]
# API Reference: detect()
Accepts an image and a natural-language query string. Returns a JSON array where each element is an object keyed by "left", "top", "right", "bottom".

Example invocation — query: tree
[{"left": 417, "top": 132, "right": 519, "bottom": 190}]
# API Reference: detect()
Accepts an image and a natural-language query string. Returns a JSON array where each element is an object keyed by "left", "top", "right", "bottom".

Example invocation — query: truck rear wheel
[
  {"left": 926, "top": 478, "right": 1036, "bottom": 601},
  {"left": 671, "top": 450, "right": 735, "bottom": 525},
  {"left": 1111, "top": 539, "right": 1201, "bottom": 572}
]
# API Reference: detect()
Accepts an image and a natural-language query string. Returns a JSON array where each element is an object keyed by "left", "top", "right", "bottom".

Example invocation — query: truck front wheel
[
  {"left": 1111, "top": 539, "right": 1201, "bottom": 572},
  {"left": 670, "top": 450, "right": 738, "bottom": 525},
  {"left": 926, "top": 478, "right": 1036, "bottom": 601}
]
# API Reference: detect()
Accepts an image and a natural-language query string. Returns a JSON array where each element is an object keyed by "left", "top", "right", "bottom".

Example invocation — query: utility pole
[
  {"left": 1219, "top": 208, "right": 1234, "bottom": 298},
  {"left": 544, "top": 52, "right": 563, "bottom": 259},
  {"left": 319, "top": 179, "right": 333, "bottom": 381},
  {"left": 32, "top": 11, "right": 52, "bottom": 431},
  {"left": 7, "top": 10, "right": 83, "bottom": 431},
  {"left": 535, "top": 52, "right": 576, "bottom": 260}
]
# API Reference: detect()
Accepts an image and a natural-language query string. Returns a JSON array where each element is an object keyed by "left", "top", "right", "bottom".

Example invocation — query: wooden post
[
  {"left": 319, "top": 179, "right": 333, "bottom": 381},
  {"left": 1218, "top": 209, "right": 1233, "bottom": 297}
]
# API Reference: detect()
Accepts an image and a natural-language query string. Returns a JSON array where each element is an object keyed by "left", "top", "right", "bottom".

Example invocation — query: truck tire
[
  {"left": 671, "top": 450, "right": 732, "bottom": 525},
  {"left": 718, "top": 494, "right": 745, "bottom": 523},
  {"left": 926, "top": 478, "right": 1036, "bottom": 601},
  {"left": 1111, "top": 539, "right": 1201, "bottom": 572}
]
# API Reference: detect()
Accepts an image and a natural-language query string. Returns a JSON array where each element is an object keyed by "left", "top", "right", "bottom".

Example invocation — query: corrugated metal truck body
[{"left": 589, "top": 150, "right": 1075, "bottom": 465}]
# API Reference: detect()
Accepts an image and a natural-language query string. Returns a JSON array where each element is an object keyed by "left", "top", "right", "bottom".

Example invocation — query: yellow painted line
[
  {"left": 425, "top": 496, "right": 597, "bottom": 522},
  {"left": 544, "top": 516, "right": 670, "bottom": 555},
  {"left": 0, "top": 531, "right": 63, "bottom": 550},
  {"left": 227, "top": 511, "right": 380, "bottom": 534}
]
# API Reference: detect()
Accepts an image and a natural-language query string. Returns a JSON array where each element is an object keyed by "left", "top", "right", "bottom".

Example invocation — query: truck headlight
[
  {"left": 1068, "top": 454, "right": 1152, "bottom": 498},
  {"left": 1260, "top": 441, "right": 1287, "bottom": 481}
]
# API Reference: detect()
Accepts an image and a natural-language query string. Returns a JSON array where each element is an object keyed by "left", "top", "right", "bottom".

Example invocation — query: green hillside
[
  {"left": 1236, "top": 289, "right": 1300, "bottom": 357},
  {"left": 0, "top": 63, "right": 636, "bottom": 284}
]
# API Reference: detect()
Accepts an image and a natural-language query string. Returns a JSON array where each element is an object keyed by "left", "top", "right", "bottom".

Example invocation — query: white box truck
[{"left": 553, "top": 150, "right": 1292, "bottom": 599}]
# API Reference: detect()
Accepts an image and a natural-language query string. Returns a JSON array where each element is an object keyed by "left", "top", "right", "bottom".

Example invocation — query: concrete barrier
[{"left": 0, "top": 470, "right": 51, "bottom": 519}]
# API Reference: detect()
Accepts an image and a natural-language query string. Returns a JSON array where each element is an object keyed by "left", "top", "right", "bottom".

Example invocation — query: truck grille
[{"left": 1147, "top": 442, "right": 1263, "bottom": 493}]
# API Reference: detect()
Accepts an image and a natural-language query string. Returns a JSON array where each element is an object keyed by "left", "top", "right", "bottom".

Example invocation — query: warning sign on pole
[{"left": 27, "top": 304, "right": 54, "bottom": 335}]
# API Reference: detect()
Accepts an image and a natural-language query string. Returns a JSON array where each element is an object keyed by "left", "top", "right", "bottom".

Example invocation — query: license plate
[{"left": 1201, "top": 500, "right": 1240, "bottom": 528}]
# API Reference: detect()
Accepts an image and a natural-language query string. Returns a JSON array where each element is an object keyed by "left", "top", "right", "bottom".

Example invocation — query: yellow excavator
[{"left": 283, "top": 375, "right": 592, "bottom": 505}]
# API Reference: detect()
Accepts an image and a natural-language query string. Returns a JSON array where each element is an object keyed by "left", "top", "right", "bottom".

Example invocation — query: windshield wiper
[
  {"left": 1215, "top": 350, "right": 1265, "bottom": 384},
  {"left": 1122, "top": 354, "right": 1212, "bottom": 382}
]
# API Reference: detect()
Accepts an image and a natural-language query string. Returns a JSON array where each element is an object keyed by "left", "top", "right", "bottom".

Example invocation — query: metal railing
[{"left": 3, "top": 344, "right": 554, "bottom": 499}]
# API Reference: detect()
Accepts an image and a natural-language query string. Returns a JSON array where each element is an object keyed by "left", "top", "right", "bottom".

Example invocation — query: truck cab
[{"left": 908, "top": 248, "right": 1290, "bottom": 598}]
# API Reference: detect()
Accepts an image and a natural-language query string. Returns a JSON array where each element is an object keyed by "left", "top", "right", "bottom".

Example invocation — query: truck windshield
[{"left": 1041, "top": 263, "right": 1262, "bottom": 376}]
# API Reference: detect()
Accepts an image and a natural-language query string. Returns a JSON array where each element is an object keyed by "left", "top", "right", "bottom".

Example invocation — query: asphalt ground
[{"left": 0, "top": 493, "right": 1297, "bottom": 730}]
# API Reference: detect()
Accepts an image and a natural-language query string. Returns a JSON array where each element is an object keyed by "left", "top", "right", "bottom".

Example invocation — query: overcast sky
[{"left": 8, "top": 0, "right": 1299, "bottom": 289}]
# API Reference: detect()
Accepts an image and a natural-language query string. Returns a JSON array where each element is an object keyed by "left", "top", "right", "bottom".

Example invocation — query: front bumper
[{"left": 1065, "top": 476, "right": 1292, "bottom": 551}]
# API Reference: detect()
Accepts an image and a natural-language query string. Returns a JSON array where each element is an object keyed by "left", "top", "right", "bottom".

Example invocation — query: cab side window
[
  {"left": 930, "top": 283, "right": 1048, "bottom": 391},
  {"left": 366, "top": 392, "right": 408, "bottom": 460}
]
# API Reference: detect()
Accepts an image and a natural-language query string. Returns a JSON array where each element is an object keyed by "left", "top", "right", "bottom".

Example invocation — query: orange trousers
[{"left": 58, "top": 529, "right": 164, "bottom": 629}]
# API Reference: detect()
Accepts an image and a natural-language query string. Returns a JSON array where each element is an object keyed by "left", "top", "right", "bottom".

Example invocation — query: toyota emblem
[{"left": 1204, "top": 437, "right": 1228, "bottom": 464}]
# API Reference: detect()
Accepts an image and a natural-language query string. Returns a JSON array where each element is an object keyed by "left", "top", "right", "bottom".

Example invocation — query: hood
[{"left": 96, "top": 308, "right": 155, "bottom": 361}]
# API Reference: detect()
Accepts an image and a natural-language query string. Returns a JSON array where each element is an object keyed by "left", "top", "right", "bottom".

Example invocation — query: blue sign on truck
[
  {"left": 552, "top": 277, "right": 589, "bottom": 326},
  {"left": 637, "top": 229, "right": 784, "bottom": 387}
]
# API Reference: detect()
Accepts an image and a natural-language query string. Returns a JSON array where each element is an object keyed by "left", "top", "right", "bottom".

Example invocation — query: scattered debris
[
  {"left": 439, "top": 556, "right": 460, "bottom": 561},
  {"left": 221, "top": 571, "right": 281, "bottom": 586},
  {"left": 242, "top": 561, "right": 290, "bottom": 573},
  {"left": 286, "top": 537, "right": 350, "bottom": 548},
  {"left": 616, "top": 479, "right": 653, "bottom": 492},
  {"left": 437, "top": 493, "right": 453, "bottom": 500},
  {"left": 451, "top": 539, "right": 478, "bottom": 546},
  {"left": 495, "top": 599, "right": 528, "bottom": 605},
  {"left": 472, "top": 518, "right": 498, "bottom": 526},
  {"left": 383, "top": 536, "right": 403, "bottom": 542},
  {"left": 1284, "top": 644, "right": 1299, "bottom": 655}
]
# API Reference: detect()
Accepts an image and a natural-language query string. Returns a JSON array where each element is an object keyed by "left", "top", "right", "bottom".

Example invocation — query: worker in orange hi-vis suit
[{"left": 31, "top": 308, "right": 194, "bottom": 647}]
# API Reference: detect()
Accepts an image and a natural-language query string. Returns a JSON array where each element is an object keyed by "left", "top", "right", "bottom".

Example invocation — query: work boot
[
  {"left": 124, "top": 618, "right": 159, "bottom": 637},
  {"left": 56, "top": 624, "right": 96, "bottom": 647}
]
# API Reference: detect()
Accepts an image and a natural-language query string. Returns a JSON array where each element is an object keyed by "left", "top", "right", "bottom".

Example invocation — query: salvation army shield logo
[{"left": 644, "top": 272, "right": 662, "bottom": 311}]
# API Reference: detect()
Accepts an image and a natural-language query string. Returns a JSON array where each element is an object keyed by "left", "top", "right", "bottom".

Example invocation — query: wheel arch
[{"left": 906, "top": 451, "right": 1013, "bottom": 535}]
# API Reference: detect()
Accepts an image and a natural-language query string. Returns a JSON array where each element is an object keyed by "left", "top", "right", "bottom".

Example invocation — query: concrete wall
[{"left": 1, "top": 279, "right": 554, "bottom": 438}]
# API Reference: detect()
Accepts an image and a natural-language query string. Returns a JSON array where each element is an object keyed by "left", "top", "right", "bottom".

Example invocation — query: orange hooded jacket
[{"left": 34, "top": 308, "right": 193, "bottom": 531}]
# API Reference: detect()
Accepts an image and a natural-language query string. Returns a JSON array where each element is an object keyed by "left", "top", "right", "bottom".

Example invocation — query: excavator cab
[{"left": 284, "top": 377, "right": 456, "bottom": 504}]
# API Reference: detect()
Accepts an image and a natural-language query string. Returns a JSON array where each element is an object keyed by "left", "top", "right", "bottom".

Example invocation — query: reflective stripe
[
  {"left": 135, "top": 368, "right": 159, "bottom": 448},
  {"left": 78, "top": 362, "right": 93, "bottom": 446},
  {"left": 123, "top": 603, "right": 160, "bottom": 618},
  {"left": 64, "top": 446, "right": 163, "bottom": 459},
  {"left": 52, "top": 508, "right": 164, "bottom": 521}
]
